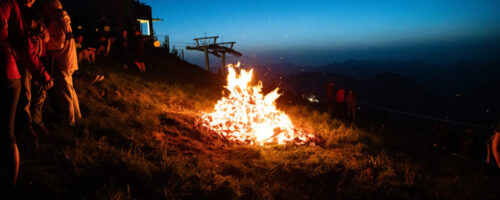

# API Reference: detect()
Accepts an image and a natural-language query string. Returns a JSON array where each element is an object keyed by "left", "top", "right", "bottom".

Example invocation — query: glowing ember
[{"left": 201, "top": 62, "right": 315, "bottom": 145}]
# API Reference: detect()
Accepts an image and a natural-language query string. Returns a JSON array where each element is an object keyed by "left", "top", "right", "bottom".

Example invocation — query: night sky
[{"left": 142, "top": 0, "right": 500, "bottom": 67}]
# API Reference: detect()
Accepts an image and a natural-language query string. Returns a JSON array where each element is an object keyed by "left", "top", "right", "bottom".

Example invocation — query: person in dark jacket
[
  {"left": 459, "top": 127, "right": 477, "bottom": 159},
  {"left": 347, "top": 89, "right": 357, "bottom": 120},
  {"left": 432, "top": 121, "right": 449, "bottom": 151},
  {"left": 325, "top": 81, "right": 335, "bottom": 116},
  {"left": 1, "top": 0, "right": 53, "bottom": 197},
  {"left": 130, "top": 29, "right": 145, "bottom": 73},
  {"left": 75, "top": 35, "right": 95, "bottom": 64}
]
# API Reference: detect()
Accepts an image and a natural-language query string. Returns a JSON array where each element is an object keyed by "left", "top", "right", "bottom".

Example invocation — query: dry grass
[{"left": 13, "top": 54, "right": 500, "bottom": 200}]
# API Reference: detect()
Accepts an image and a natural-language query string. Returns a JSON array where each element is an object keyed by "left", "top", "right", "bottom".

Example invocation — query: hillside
[{"left": 12, "top": 51, "right": 500, "bottom": 199}]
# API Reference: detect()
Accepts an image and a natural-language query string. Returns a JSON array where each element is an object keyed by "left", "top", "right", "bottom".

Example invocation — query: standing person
[
  {"left": 1, "top": 0, "right": 53, "bottom": 197},
  {"left": 40, "top": 0, "right": 81, "bottom": 126},
  {"left": 18, "top": 0, "right": 51, "bottom": 142},
  {"left": 431, "top": 121, "right": 449, "bottom": 151},
  {"left": 116, "top": 29, "right": 129, "bottom": 69},
  {"left": 486, "top": 121, "right": 500, "bottom": 168},
  {"left": 336, "top": 87, "right": 346, "bottom": 119},
  {"left": 130, "top": 29, "right": 145, "bottom": 73},
  {"left": 325, "top": 81, "right": 335, "bottom": 116},
  {"left": 347, "top": 89, "right": 357, "bottom": 120},
  {"left": 459, "top": 127, "right": 477, "bottom": 158}
]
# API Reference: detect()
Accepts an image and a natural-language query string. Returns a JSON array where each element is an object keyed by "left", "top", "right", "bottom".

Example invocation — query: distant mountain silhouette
[
  {"left": 256, "top": 60, "right": 500, "bottom": 96},
  {"left": 306, "top": 60, "right": 500, "bottom": 95}
]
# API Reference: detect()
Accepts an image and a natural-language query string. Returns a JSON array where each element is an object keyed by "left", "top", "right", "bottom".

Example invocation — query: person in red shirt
[
  {"left": 17, "top": 0, "right": 52, "bottom": 147},
  {"left": 336, "top": 88, "right": 346, "bottom": 118},
  {"left": 1, "top": 0, "right": 53, "bottom": 197}
]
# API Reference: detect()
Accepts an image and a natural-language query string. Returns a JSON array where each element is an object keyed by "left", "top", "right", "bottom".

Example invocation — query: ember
[{"left": 201, "top": 62, "right": 315, "bottom": 145}]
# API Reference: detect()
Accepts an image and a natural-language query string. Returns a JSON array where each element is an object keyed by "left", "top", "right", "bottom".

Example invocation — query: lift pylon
[{"left": 186, "top": 36, "right": 242, "bottom": 71}]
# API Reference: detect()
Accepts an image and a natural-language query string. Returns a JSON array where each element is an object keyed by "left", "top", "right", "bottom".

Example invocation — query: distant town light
[
  {"left": 77, "top": 25, "right": 82, "bottom": 30},
  {"left": 302, "top": 93, "right": 319, "bottom": 103},
  {"left": 104, "top": 25, "right": 111, "bottom": 32}
]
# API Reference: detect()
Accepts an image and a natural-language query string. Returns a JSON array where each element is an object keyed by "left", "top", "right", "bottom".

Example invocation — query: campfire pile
[{"left": 201, "top": 63, "right": 316, "bottom": 145}]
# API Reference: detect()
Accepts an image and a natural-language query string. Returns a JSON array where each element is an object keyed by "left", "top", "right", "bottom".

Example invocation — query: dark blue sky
[{"left": 142, "top": 0, "right": 500, "bottom": 67}]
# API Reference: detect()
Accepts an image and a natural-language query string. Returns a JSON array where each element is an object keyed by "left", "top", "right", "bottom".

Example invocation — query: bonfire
[{"left": 201, "top": 62, "right": 315, "bottom": 145}]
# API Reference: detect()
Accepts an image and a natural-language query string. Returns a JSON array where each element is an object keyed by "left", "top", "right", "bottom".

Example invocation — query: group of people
[
  {"left": 432, "top": 121, "right": 500, "bottom": 168},
  {"left": 432, "top": 123, "right": 481, "bottom": 156},
  {"left": 75, "top": 25, "right": 146, "bottom": 73},
  {"left": 1, "top": 0, "right": 80, "bottom": 197},
  {"left": 326, "top": 81, "right": 357, "bottom": 120},
  {"left": 325, "top": 80, "right": 500, "bottom": 169}
]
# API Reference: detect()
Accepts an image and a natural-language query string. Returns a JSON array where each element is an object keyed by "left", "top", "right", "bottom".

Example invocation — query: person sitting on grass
[
  {"left": 75, "top": 35, "right": 95, "bottom": 64},
  {"left": 95, "top": 35, "right": 111, "bottom": 57}
]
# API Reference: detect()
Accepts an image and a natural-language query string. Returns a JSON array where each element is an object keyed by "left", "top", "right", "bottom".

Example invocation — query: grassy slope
[{"left": 13, "top": 51, "right": 500, "bottom": 200}]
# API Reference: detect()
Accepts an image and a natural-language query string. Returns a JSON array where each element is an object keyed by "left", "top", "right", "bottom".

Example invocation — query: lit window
[{"left": 137, "top": 19, "right": 150, "bottom": 35}]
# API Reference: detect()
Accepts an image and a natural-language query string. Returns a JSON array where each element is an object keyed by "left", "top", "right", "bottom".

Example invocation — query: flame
[{"left": 201, "top": 62, "right": 315, "bottom": 145}]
